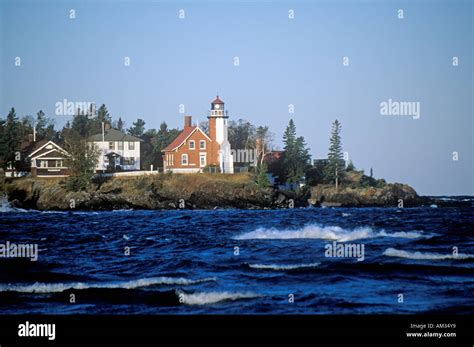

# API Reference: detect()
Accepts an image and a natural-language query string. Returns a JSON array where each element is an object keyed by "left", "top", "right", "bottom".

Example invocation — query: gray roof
[{"left": 88, "top": 128, "right": 143, "bottom": 142}]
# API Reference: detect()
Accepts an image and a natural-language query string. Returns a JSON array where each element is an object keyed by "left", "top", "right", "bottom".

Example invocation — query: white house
[{"left": 88, "top": 128, "right": 142, "bottom": 173}]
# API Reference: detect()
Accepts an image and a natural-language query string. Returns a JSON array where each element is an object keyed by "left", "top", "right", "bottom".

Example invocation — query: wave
[
  {"left": 0, "top": 196, "right": 28, "bottom": 213},
  {"left": 248, "top": 262, "right": 320, "bottom": 271},
  {"left": 0, "top": 276, "right": 216, "bottom": 293},
  {"left": 377, "top": 231, "right": 427, "bottom": 239},
  {"left": 178, "top": 291, "right": 260, "bottom": 305},
  {"left": 383, "top": 248, "right": 474, "bottom": 260},
  {"left": 0, "top": 207, "right": 27, "bottom": 213},
  {"left": 234, "top": 224, "right": 429, "bottom": 242}
]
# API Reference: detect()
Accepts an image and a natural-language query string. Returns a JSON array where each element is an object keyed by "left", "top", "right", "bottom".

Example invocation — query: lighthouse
[
  {"left": 162, "top": 95, "right": 235, "bottom": 174},
  {"left": 208, "top": 96, "right": 234, "bottom": 174}
]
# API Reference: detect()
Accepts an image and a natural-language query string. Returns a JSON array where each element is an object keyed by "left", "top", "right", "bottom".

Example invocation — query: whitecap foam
[
  {"left": 0, "top": 276, "right": 216, "bottom": 293},
  {"left": 178, "top": 291, "right": 260, "bottom": 305},
  {"left": 378, "top": 231, "right": 426, "bottom": 239},
  {"left": 0, "top": 196, "right": 28, "bottom": 213},
  {"left": 383, "top": 248, "right": 474, "bottom": 260},
  {"left": 248, "top": 262, "right": 320, "bottom": 270},
  {"left": 234, "top": 224, "right": 428, "bottom": 242}
]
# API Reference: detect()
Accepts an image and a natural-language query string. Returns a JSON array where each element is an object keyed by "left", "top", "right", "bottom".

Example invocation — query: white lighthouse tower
[{"left": 208, "top": 96, "right": 234, "bottom": 174}]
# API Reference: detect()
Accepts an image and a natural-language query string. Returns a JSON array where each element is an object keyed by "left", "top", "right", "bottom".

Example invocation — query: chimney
[{"left": 184, "top": 115, "right": 192, "bottom": 128}]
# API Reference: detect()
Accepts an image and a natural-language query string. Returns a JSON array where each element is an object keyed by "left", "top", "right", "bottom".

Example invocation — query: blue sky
[{"left": 0, "top": 0, "right": 472, "bottom": 195}]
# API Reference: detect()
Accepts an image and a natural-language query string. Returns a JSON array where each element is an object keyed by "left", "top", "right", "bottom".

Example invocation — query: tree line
[{"left": 1, "top": 104, "right": 353, "bottom": 191}]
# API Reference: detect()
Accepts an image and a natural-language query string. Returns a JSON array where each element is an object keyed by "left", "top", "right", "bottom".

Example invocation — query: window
[
  {"left": 181, "top": 154, "right": 188, "bottom": 165},
  {"left": 118, "top": 142, "right": 124, "bottom": 150},
  {"left": 40, "top": 160, "right": 47, "bottom": 168},
  {"left": 200, "top": 140, "right": 206, "bottom": 149},
  {"left": 200, "top": 153, "right": 206, "bottom": 167},
  {"left": 189, "top": 140, "right": 195, "bottom": 150},
  {"left": 109, "top": 142, "right": 115, "bottom": 150},
  {"left": 56, "top": 160, "right": 63, "bottom": 167},
  {"left": 128, "top": 142, "right": 135, "bottom": 150},
  {"left": 122, "top": 157, "right": 135, "bottom": 165}
]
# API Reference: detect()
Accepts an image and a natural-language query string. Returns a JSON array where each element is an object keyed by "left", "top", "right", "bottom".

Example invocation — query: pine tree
[
  {"left": 347, "top": 160, "right": 355, "bottom": 171},
  {"left": 70, "top": 113, "right": 90, "bottom": 138},
  {"left": 282, "top": 119, "right": 311, "bottom": 185},
  {"left": 127, "top": 119, "right": 146, "bottom": 137},
  {"left": 35, "top": 110, "right": 56, "bottom": 140},
  {"left": 86, "top": 104, "right": 112, "bottom": 135},
  {"left": 324, "top": 119, "right": 345, "bottom": 186},
  {"left": 283, "top": 119, "right": 297, "bottom": 153},
  {"left": 255, "top": 162, "right": 271, "bottom": 188},
  {"left": 36, "top": 110, "right": 46, "bottom": 138},
  {"left": 97, "top": 104, "right": 112, "bottom": 125},
  {"left": 0, "top": 108, "right": 21, "bottom": 170},
  {"left": 116, "top": 117, "right": 124, "bottom": 132}
]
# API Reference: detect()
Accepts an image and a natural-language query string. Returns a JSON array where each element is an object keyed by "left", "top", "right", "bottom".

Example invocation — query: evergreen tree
[
  {"left": 255, "top": 162, "right": 271, "bottom": 188},
  {"left": 346, "top": 160, "right": 355, "bottom": 171},
  {"left": 141, "top": 122, "right": 180, "bottom": 169},
  {"left": 116, "top": 117, "right": 124, "bottom": 132},
  {"left": 20, "top": 115, "right": 34, "bottom": 139},
  {"left": 0, "top": 108, "right": 21, "bottom": 170},
  {"left": 36, "top": 110, "right": 47, "bottom": 136},
  {"left": 127, "top": 118, "right": 146, "bottom": 137},
  {"left": 324, "top": 119, "right": 345, "bottom": 185},
  {"left": 70, "top": 113, "right": 91, "bottom": 138},
  {"left": 283, "top": 119, "right": 297, "bottom": 152},
  {"left": 97, "top": 104, "right": 112, "bottom": 125},
  {"left": 35, "top": 110, "right": 56, "bottom": 140},
  {"left": 282, "top": 119, "right": 310, "bottom": 184},
  {"left": 88, "top": 104, "right": 112, "bottom": 135}
]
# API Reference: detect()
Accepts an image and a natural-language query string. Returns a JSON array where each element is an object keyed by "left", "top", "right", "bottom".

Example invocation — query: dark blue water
[{"left": 1, "top": 199, "right": 473, "bottom": 314}]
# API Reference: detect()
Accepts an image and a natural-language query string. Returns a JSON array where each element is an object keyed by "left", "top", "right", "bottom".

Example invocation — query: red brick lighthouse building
[{"left": 162, "top": 96, "right": 234, "bottom": 173}]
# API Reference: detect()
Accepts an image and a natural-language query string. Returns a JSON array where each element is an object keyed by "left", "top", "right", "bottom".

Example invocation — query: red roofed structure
[{"left": 162, "top": 96, "right": 234, "bottom": 173}]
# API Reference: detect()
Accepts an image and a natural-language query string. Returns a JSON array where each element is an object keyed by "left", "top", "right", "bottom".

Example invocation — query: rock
[
  {"left": 3, "top": 174, "right": 431, "bottom": 211},
  {"left": 310, "top": 183, "right": 429, "bottom": 207}
]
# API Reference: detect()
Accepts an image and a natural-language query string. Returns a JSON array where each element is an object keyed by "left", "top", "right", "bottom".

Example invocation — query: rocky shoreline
[
  {"left": 309, "top": 183, "right": 430, "bottom": 208},
  {"left": 1, "top": 174, "right": 460, "bottom": 211}
]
